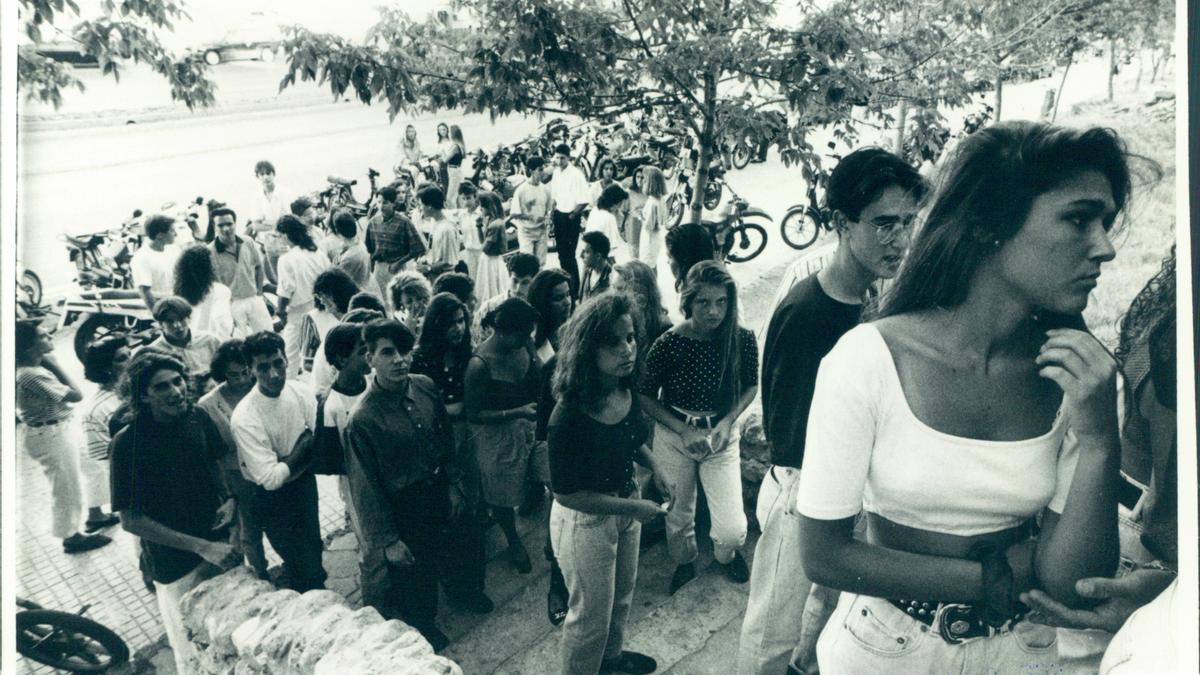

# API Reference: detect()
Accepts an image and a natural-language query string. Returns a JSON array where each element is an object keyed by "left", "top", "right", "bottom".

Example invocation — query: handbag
[{"left": 308, "top": 399, "right": 347, "bottom": 476}]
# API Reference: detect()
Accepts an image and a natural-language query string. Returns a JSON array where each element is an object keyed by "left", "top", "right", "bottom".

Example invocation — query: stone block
[
  {"left": 314, "top": 619, "right": 459, "bottom": 674},
  {"left": 246, "top": 590, "right": 345, "bottom": 667},
  {"left": 230, "top": 589, "right": 301, "bottom": 668},
  {"left": 290, "top": 605, "right": 386, "bottom": 673}
]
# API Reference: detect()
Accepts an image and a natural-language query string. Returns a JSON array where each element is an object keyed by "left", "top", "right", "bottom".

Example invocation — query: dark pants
[
  {"left": 250, "top": 472, "right": 326, "bottom": 592},
  {"left": 387, "top": 476, "right": 452, "bottom": 632},
  {"left": 442, "top": 504, "right": 488, "bottom": 599},
  {"left": 552, "top": 210, "right": 582, "bottom": 297}
]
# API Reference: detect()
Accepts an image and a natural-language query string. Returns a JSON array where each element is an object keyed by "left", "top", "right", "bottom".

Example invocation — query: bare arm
[
  {"left": 41, "top": 355, "right": 84, "bottom": 403},
  {"left": 138, "top": 286, "right": 156, "bottom": 313},
  {"left": 464, "top": 357, "right": 536, "bottom": 424},
  {"left": 555, "top": 491, "right": 663, "bottom": 520},
  {"left": 120, "top": 510, "right": 237, "bottom": 568}
]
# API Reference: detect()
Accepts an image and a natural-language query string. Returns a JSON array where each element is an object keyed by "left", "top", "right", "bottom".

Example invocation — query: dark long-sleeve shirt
[{"left": 344, "top": 375, "right": 461, "bottom": 548}]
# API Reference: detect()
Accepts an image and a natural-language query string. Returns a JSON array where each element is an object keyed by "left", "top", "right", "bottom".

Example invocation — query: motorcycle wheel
[
  {"left": 724, "top": 222, "right": 768, "bottom": 263},
  {"left": 19, "top": 269, "right": 43, "bottom": 308},
  {"left": 780, "top": 206, "right": 822, "bottom": 251},
  {"left": 17, "top": 609, "right": 130, "bottom": 672},
  {"left": 732, "top": 143, "right": 752, "bottom": 170},
  {"left": 703, "top": 181, "right": 723, "bottom": 211},
  {"left": 666, "top": 194, "right": 686, "bottom": 229},
  {"left": 74, "top": 314, "right": 153, "bottom": 363}
]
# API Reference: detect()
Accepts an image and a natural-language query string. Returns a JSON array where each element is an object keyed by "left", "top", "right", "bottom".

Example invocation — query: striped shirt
[
  {"left": 16, "top": 366, "right": 72, "bottom": 425},
  {"left": 82, "top": 389, "right": 122, "bottom": 460}
]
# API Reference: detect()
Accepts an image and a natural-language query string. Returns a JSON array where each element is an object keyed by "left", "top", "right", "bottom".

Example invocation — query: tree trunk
[
  {"left": 689, "top": 71, "right": 719, "bottom": 225},
  {"left": 1052, "top": 52, "right": 1073, "bottom": 122},
  {"left": 894, "top": 99, "right": 909, "bottom": 157},
  {"left": 994, "top": 77, "right": 1004, "bottom": 121},
  {"left": 1134, "top": 49, "right": 1144, "bottom": 90},
  {"left": 1107, "top": 38, "right": 1116, "bottom": 101}
]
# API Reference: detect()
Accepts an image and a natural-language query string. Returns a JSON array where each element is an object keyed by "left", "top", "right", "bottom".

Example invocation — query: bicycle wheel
[
  {"left": 17, "top": 609, "right": 130, "bottom": 672},
  {"left": 666, "top": 194, "right": 686, "bottom": 229},
  {"left": 780, "top": 206, "right": 822, "bottom": 250},
  {"left": 725, "top": 222, "right": 768, "bottom": 263},
  {"left": 732, "top": 142, "right": 751, "bottom": 170}
]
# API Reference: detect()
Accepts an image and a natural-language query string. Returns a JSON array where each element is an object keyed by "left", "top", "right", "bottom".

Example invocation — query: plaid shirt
[{"left": 367, "top": 212, "right": 427, "bottom": 264}]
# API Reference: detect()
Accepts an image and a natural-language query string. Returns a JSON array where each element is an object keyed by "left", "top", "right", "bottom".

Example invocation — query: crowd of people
[{"left": 13, "top": 117, "right": 1181, "bottom": 675}]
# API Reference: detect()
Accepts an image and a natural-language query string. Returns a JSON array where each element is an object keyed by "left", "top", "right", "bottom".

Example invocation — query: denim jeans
[
  {"left": 551, "top": 498, "right": 641, "bottom": 674},
  {"left": 653, "top": 422, "right": 747, "bottom": 565},
  {"left": 816, "top": 593, "right": 1061, "bottom": 675},
  {"left": 738, "top": 466, "right": 838, "bottom": 675},
  {"left": 19, "top": 421, "right": 83, "bottom": 539}
]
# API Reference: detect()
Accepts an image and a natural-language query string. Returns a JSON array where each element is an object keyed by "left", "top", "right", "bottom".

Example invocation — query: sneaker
[
  {"left": 62, "top": 533, "right": 112, "bottom": 554},
  {"left": 668, "top": 563, "right": 695, "bottom": 595},
  {"left": 547, "top": 587, "right": 568, "bottom": 626},
  {"left": 721, "top": 551, "right": 750, "bottom": 583},
  {"left": 600, "top": 650, "right": 657, "bottom": 674},
  {"left": 84, "top": 514, "right": 121, "bottom": 533}
]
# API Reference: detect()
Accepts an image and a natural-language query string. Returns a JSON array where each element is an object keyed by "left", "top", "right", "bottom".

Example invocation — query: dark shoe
[
  {"left": 668, "top": 563, "right": 695, "bottom": 595},
  {"left": 418, "top": 625, "right": 450, "bottom": 652},
  {"left": 449, "top": 591, "right": 495, "bottom": 614},
  {"left": 84, "top": 514, "right": 120, "bottom": 533},
  {"left": 721, "top": 551, "right": 750, "bottom": 583},
  {"left": 600, "top": 650, "right": 657, "bottom": 674},
  {"left": 62, "top": 533, "right": 112, "bottom": 554},
  {"left": 518, "top": 483, "right": 545, "bottom": 517},
  {"left": 508, "top": 543, "right": 532, "bottom": 574},
  {"left": 547, "top": 587, "right": 568, "bottom": 626}
]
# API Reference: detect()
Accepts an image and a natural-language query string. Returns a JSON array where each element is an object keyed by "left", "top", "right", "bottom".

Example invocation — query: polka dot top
[{"left": 639, "top": 327, "right": 758, "bottom": 414}]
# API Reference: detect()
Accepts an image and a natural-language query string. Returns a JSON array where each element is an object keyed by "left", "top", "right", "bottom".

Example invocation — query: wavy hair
[
  {"left": 553, "top": 293, "right": 640, "bottom": 409},
  {"left": 680, "top": 260, "right": 742, "bottom": 412},
  {"left": 173, "top": 245, "right": 216, "bottom": 306},
  {"left": 416, "top": 292, "right": 471, "bottom": 362},
  {"left": 120, "top": 349, "right": 188, "bottom": 412},
  {"left": 615, "top": 260, "right": 668, "bottom": 349},
  {"left": 1116, "top": 245, "right": 1175, "bottom": 365},
  {"left": 528, "top": 268, "right": 574, "bottom": 348}
]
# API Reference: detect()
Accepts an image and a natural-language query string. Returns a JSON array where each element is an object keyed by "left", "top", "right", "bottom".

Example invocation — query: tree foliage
[{"left": 17, "top": 0, "right": 216, "bottom": 110}]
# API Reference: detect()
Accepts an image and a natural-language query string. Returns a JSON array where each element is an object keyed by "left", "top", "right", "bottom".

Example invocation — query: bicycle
[{"left": 17, "top": 597, "right": 130, "bottom": 672}]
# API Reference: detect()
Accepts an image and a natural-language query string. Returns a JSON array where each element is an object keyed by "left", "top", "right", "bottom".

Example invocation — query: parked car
[
  {"left": 19, "top": 39, "right": 97, "bottom": 67},
  {"left": 197, "top": 11, "right": 281, "bottom": 65}
]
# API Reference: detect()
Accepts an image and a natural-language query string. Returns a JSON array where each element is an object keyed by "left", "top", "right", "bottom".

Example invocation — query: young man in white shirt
[
  {"left": 510, "top": 157, "right": 552, "bottom": 263},
  {"left": 547, "top": 143, "right": 591, "bottom": 297},
  {"left": 131, "top": 214, "right": 182, "bottom": 312},
  {"left": 230, "top": 331, "right": 327, "bottom": 592},
  {"left": 248, "top": 160, "right": 290, "bottom": 284}
]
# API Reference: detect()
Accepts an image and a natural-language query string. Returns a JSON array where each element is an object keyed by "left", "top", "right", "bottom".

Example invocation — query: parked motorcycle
[{"left": 671, "top": 185, "right": 770, "bottom": 264}]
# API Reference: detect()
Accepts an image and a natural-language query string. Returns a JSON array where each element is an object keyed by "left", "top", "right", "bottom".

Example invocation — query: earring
[{"left": 992, "top": 239, "right": 1002, "bottom": 248}]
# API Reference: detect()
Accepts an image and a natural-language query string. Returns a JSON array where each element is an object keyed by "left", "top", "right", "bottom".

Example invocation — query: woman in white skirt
[
  {"left": 638, "top": 166, "right": 669, "bottom": 266},
  {"left": 474, "top": 191, "right": 511, "bottom": 302}
]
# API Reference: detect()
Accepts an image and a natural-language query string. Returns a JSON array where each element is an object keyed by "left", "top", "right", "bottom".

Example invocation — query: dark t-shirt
[
  {"left": 761, "top": 274, "right": 862, "bottom": 468},
  {"left": 548, "top": 396, "right": 649, "bottom": 496},
  {"left": 639, "top": 326, "right": 758, "bottom": 414},
  {"left": 110, "top": 408, "right": 228, "bottom": 584}
]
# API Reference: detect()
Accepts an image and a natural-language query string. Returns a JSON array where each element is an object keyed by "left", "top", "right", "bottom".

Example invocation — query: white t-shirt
[
  {"left": 231, "top": 380, "right": 317, "bottom": 491},
  {"left": 130, "top": 244, "right": 182, "bottom": 297},
  {"left": 323, "top": 386, "right": 364, "bottom": 440},
  {"left": 250, "top": 185, "right": 289, "bottom": 234},
  {"left": 549, "top": 164, "right": 590, "bottom": 214},
  {"left": 585, "top": 208, "right": 628, "bottom": 263},
  {"left": 190, "top": 282, "right": 234, "bottom": 339},
  {"left": 277, "top": 247, "right": 331, "bottom": 314},
  {"left": 510, "top": 181, "right": 551, "bottom": 236},
  {"left": 797, "top": 324, "right": 1077, "bottom": 536}
]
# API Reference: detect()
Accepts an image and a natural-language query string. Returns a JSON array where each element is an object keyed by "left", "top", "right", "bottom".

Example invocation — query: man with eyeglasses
[{"left": 738, "top": 148, "right": 928, "bottom": 675}]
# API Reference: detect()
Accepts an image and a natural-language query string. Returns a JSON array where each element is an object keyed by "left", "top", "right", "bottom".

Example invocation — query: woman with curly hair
[
  {"left": 388, "top": 269, "right": 434, "bottom": 337},
  {"left": 174, "top": 245, "right": 233, "bottom": 339},
  {"left": 79, "top": 335, "right": 132, "bottom": 531},
  {"left": 549, "top": 292, "right": 672, "bottom": 675},
  {"left": 302, "top": 268, "right": 360, "bottom": 392},
  {"left": 613, "top": 259, "right": 671, "bottom": 353}
]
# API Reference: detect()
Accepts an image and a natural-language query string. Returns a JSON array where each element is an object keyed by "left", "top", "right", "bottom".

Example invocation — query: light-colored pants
[
  {"left": 446, "top": 166, "right": 464, "bottom": 209},
  {"left": 518, "top": 226, "right": 548, "bottom": 263},
  {"left": 78, "top": 453, "right": 110, "bottom": 510},
  {"left": 738, "top": 466, "right": 837, "bottom": 675},
  {"left": 653, "top": 422, "right": 747, "bottom": 565},
  {"left": 20, "top": 422, "right": 83, "bottom": 539},
  {"left": 282, "top": 301, "right": 313, "bottom": 378},
  {"left": 155, "top": 563, "right": 217, "bottom": 675},
  {"left": 816, "top": 593, "right": 1061, "bottom": 675},
  {"left": 551, "top": 499, "right": 641, "bottom": 675},
  {"left": 231, "top": 295, "right": 274, "bottom": 337}
]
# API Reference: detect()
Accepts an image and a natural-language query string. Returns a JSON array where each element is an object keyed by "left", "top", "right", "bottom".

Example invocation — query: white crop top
[{"left": 797, "top": 324, "right": 1079, "bottom": 536}]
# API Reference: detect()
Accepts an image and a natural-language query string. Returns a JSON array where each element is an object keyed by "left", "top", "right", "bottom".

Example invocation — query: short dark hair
[
  {"left": 276, "top": 214, "right": 317, "bottom": 250},
  {"left": 254, "top": 160, "right": 275, "bottom": 176},
  {"left": 342, "top": 308, "right": 386, "bottom": 324},
  {"left": 457, "top": 181, "right": 478, "bottom": 198},
  {"left": 83, "top": 335, "right": 128, "bottom": 385},
  {"left": 582, "top": 230, "right": 611, "bottom": 258},
  {"left": 825, "top": 147, "right": 928, "bottom": 224},
  {"left": 15, "top": 320, "right": 40, "bottom": 356},
  {"left": 332, "top": 210, "right": 358, "bottom": 239},
  {"left": 145, "top": 215, "right": 175, "bottom": 240},
  {"left": 312, "top": 268, "right": 360, "bottom": 314},
  {"left": 507, "top": 252, "right": 540, "bottom": 278},
  {"left": 492, "top": 297, "right": 538, "bottom": 334},
  {"left": 348, "top": 292, "right": 388, "bottom": 315},
  {"left": 665, "top": 223, "right": 714, "bottom": 286},
  {"left": 416, "top": 184, "right": 446, "bottom": 210},
  {"left": 526, "top": 157, "right": 546, "bottom": 173},
  {"left": 433, "top": 272, "right": 475, "bottom": 305},
  {"left": 596, "top": 184, "right": 629, "bottom": 211},
  {"left": 323, "top": 323, "right": 362, "bottom": 367},
  {"left": 290, "top": 196, "right": 314, "bottom": 217},
  {"left": 554, "top": 143, "right": 571, "bottom": 157},
  {"left": 122, "top": 349, "right": 187, "bottom": 412},
  {"left": 362, "top": 319, "right": 416, "bottom": 354},
  {"left": 152, "top": 296, "right": 193, "bottom": 322},
  {"left": 380, "top": 186, "right": 399, "bottom": 204},
  {"left": 211, "top": 206, "right": 238, "bottom": 223},
  {"left": 243, "top": 330, "right": 286, "bottom": 363},
  {"left": 209, "top": 339, "right": 247, "bottom": 384}
]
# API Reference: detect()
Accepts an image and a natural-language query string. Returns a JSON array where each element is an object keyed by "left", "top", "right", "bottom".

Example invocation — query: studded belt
[{"left": 888, "top": 599, "right": 1027, "bottom": 644}]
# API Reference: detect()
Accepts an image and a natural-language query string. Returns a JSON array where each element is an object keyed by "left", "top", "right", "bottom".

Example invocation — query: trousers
[
  {"left": 249, "top": 472, "right": 326, "bottom": 591},
  {"left": 230, "top": 296, "right": 274, "bottom": 338},
  {"left": 552, "top": 210, "right": 582, "bottom": 297},
  {"left": 20, "top": 421, "right": 83, "bottom": 539},
  {"left": 155, "top": 563, "right": 218, "bottom": 674},
  {"left": 551, "top": 498, "right": 641, "bottom": 674}
]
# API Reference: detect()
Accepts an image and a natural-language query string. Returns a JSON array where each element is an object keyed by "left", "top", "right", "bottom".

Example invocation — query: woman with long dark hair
[
  {"left": 302, "top": 268, "right": 359, "bottom": 392},
  {"left": 276, "top": 214, "right": 332, "bottom": 375},
  {"left": 549, "top": 293, "right": 672, "bottom": 675},
  {"left": 445, "top": 125, "right": 468, "bottom": 208},
  {"left": 797, "top": 122, "right": 1139, "bottom": 672},
  {"left": 174, "top": 245, "right": 233, "bottom": 339},
  {"left": 639, "top": 260, "right": 757, "bottom": 594},
  {"left": 528, "top": 268, "right": 575, "bottom": 363},
  {"left": 613, "top": 260, "right": 671, "bottom": 352},
  {"left": 638, "top": 166, "right": 668, "bottom": 266},
  {"left": 623, "top": 167, "right": 647, "bottom": 260}
]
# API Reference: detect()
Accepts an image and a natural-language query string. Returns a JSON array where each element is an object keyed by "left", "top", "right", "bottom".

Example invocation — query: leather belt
[
  {"left": 668, "top": 406, "right": 721, "bottom": 430},
  {"left": 888, "top": 598, "right": 1028, "bottom": 644},
  {"left": 1117, "top": 473, "right": 1145, "bottom": 511},
  {"left": 24, "top": 418, "right": 64, "bottom": 428}
]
